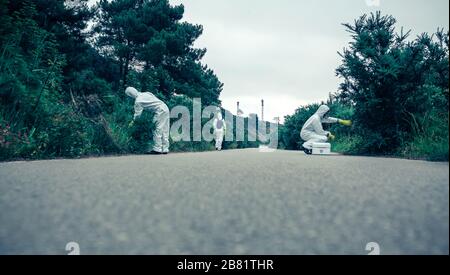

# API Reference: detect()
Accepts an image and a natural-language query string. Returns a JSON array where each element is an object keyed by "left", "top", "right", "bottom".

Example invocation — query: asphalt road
[{"left": 0, "top": 149, "right": 448, "bottom": 255}]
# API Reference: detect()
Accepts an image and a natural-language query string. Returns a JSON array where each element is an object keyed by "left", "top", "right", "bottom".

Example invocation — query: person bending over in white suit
[
  {"left": 213, "top": 111, "right": 226, "bottom": 151},
  {"left": 125, "top": 87, "right": 170, "bottom": 155},
  {"left": 300, "top": 105, "right": 352, "bottom": 155}
]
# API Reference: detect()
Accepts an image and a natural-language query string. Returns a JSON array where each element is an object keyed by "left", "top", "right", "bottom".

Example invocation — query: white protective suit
[
  {"left": 213, "top": 113, "right": 226, "bottom": 151},
  {"left": 125, "top": 87, "right": 170, "bottom": 153},
  {"left": 300, "top": 105, "right": 339, "bottom": 150}
]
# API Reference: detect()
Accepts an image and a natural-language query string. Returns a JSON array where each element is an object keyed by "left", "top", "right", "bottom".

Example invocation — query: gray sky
[
  {"left": 169, "top": 0, "right": 448, "bottom": 122},
  {"left": 90, "top": 0, "right": 449, "bottom": 122}
]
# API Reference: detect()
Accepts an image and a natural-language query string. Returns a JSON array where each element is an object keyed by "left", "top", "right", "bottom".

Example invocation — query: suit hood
[
  {"left": 316, "top": 105, "right": 330, "bottom": 118},
  {"left": 125, "top": 87, "right": 139, "bottom": 99}
]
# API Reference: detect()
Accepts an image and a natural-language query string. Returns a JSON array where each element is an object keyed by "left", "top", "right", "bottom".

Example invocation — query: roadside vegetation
[{"left": 281, "top": 12, "right": 448, "bottom": 161}]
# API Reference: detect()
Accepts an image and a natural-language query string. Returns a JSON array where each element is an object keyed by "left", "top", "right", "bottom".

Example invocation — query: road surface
[{"left": 0, "top": 149, "right": 448, "bottom": 255}]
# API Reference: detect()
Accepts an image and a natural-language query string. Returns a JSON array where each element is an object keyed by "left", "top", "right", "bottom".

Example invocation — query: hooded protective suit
[
  {"left": 300, "top": 105, "right": 339, "bottom": 150},
  {"left": 213, "top": 112, "right": 226, "bottom": 151},
  {"left": 125, "top": 87, "right": 170, "bottom": 153}
]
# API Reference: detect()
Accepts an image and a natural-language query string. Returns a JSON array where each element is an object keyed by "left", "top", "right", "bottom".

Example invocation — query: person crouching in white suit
[
  {"left": 300, "top": 105, "right": 352, "bottom": 155},
  {"left": 125, "top": 87, "right": 170, "bottom": 155}
]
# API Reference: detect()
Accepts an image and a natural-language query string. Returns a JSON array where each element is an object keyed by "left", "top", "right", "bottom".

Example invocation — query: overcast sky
[
  {"left": 168, "top": 0, "right": 449, "bottom": 122},
  {"left": 89, "top": 0, "right": 449, "bottom": 122}
]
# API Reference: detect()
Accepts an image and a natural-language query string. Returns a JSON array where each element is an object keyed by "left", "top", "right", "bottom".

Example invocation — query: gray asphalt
[{"left": 0, "top": 149, "right": 448, "bottom": 255}]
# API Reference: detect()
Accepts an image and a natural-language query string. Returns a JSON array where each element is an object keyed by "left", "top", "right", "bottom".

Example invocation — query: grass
[
  {"left": 400, "top": 134, "right": 449, "bottom": 161},
  {"left": 331, "top": 135, "right": 364, "bottom": 155}
]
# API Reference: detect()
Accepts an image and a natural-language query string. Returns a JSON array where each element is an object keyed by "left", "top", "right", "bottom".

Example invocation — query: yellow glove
[
  {"left": 339, "top": 119, "right": 352, "bottom": 127},
  {"left": 327, "top": 133, "right": 336, "bottom": 141}
]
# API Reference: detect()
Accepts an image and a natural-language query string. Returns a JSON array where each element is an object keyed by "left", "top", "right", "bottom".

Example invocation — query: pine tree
[
  {"left": 93, "top": 0, "right": 223, "bottom": 104},
  {"left": 336, "top": 12, "right": 449, "bottom": 153}
]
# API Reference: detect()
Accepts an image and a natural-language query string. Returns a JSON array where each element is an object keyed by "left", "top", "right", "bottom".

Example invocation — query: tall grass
[{"left": 400, "top": 111, "right": 449, "bottom": 161}]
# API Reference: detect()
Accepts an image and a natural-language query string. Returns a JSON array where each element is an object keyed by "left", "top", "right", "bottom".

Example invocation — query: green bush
[
  {"left": 279, "top": 12, "right": 449, "bottom": 161},
  {"left": 402, "top": 135, "right": 449, "bottom": 161},
  {"left": 128, "top": 111, "right": 156, "bottom": 153},
  {"left": 400, "top": 110, "right": 449, "bottom": 161},
  {"left": 336, "top": 12, "right": 449, "bottom": 155},
  {"left": 0, "top": 106, "right": 95, "bottom": 160},
  {"left": 0, "top": 0, "right": 228, "bottom": 161},
  {"left": 331, "top": 135, "right": 364, "bottom": 155}
]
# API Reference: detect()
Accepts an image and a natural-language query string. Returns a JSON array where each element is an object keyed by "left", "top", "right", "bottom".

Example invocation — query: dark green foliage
[
  {"left": 0, "top": 0, "right": 70, "bottom": 159},
  {"left": 336, "top": 12, "right": 448, "bottom": 157},
  {"left": 128, "top": 111, "right": 155, "bottom": 153},
  {"left": 281, "top": 12, "right": 448, "bottom": 161},
  {"left": 0, "top": 0, "right": 227, "bottom": 161},
  {"left": 93, "top": 0, "right": 223, "bottom": 105}
]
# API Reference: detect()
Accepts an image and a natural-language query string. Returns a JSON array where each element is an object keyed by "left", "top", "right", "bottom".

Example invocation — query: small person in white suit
[{"left": 213, "top": 111, "right": 226, "bottom": 151}]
